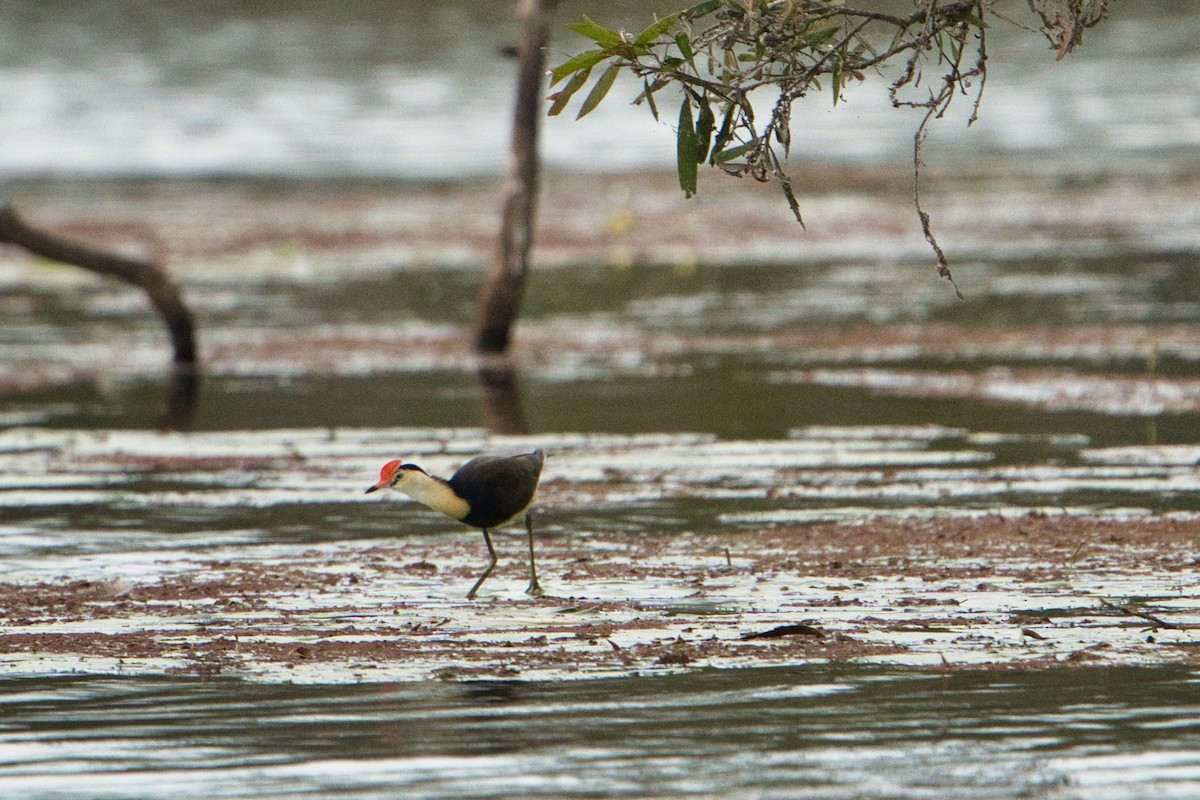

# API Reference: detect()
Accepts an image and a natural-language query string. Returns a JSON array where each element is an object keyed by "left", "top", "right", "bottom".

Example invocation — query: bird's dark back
[{"left": 449, "top": 449, "right": 544, "bottom": 529}]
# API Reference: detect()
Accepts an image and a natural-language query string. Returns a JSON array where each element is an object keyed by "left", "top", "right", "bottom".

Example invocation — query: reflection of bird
[{"left": 365, "top": 450, "right": 545, "bottom": 600}]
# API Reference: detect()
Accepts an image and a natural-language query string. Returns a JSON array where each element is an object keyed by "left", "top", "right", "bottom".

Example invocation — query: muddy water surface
[
  {"left": 3, "top": 0, "right": 1200, "bottom": 792},
  {"left": 3, "top": 665, "right": 1200, "bottom": 799},
  {"left": 2, "top": 162, "right": 1200, "bottom": 796}
]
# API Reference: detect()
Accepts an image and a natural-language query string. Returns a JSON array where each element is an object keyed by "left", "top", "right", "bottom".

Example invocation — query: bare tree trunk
[
  {"left": 0, "top": 205, "right": 197, "bottom": 365},
  {"left": 473, "top": 0, "right": 558, "bottom": 354}
]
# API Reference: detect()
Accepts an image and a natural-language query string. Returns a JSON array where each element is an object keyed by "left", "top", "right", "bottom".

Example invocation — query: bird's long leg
[
  {"left": 467, "top": 528, "right": 498, "bottom": 600},
  {"left": 524, "top": 511, "right": 544, "bottom": 597}
]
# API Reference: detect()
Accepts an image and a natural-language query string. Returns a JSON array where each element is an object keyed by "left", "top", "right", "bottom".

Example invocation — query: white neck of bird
[{"left": 393, "top": 471, "right": 470, "bottom": 521}]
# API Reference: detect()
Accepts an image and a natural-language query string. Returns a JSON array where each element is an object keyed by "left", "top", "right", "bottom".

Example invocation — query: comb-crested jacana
[{"left": 365, "top": 449, "right": 545, "bottom": 599}]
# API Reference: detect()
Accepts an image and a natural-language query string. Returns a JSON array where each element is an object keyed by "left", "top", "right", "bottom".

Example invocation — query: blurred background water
[{"left": 0, "top": 0, "right": 1196, "bottom": 181}]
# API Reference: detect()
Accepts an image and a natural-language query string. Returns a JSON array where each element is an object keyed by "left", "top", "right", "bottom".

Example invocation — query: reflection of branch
[
  {"left": 477, "top": 355, "right": 529, "bottom": 435},
  {"left": 0, "top": 205, "right": 196, "bottom": 365},
  {"left": 161, "top": 364, "right": 200, "bottom": 432}
]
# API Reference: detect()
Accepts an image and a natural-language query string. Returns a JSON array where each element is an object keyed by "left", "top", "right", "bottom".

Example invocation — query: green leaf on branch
[
  {"left": 550, "top": 49, "right": 608, "bottom": 86},
  {"left": 636, "top": 78, "right": 669, "bottom": 121},
  {"left": 782, "top": 180, "right": 805, "bottom": 227},
  {"left": 567, "top": 15, "right": 625, "bottom": 48},
  {"left": 675, "top": 31, "right": 695, "bottom": 64},
  {"left": 677, "top": 99, "right": 699, "bottom": 197},
  {"left": 802, "top": 26, "right": 841, "bottom": 48},
  {"left": 682, "top": 0, "right": 722, "bottom": 21},
  {"left": 547, "top": 67, "right": 592, "bottom": 116},
  {"left": 576, "top": 63, "right": 621, "bottom": 120},
  {"left": 635, "top": 13, "right": 681, "bottom": 46},
  {"left": 712, "top": 139, "right": 758, "bottom": 164},
  {"left": 694, "top": 100, "right": 715, "bottom": 163},
  {"left": 709, "top": 102, "right": 737, "bottom": 164}
]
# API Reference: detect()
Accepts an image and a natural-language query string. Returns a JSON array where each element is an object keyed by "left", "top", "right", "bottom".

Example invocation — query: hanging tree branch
[{"left": 547, "top": 0, "right": 1107, "bottom": 292}]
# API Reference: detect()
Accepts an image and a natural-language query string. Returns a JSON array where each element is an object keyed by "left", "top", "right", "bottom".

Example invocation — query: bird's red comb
[
  {"left": 377, "top": 459, "right": 404, "bottom": 483},
  {"left": 365, "top": 459, "right": 405, "bottom": 494}
]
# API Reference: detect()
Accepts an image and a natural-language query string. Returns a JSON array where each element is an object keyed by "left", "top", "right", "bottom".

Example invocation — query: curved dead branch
[{"left": 0, "top": 204, "right": 196, "bottom": 365}]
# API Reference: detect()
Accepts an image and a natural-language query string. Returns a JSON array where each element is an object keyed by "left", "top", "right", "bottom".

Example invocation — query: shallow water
[
  {"left": 4, "top": 178, "right": 1200, "bottom": 798},
  {"left": 2, "top": 4, "right": 1200, "bottom": 795},
  {"left": 2, "top": 665, "right": 1199, "bottom": 799},
  {"left": 7, "top": 252, "right": 1200, "bottom": 441},
  {"left": 1, "top": 1, "right": 1197, "bottom": 179}
]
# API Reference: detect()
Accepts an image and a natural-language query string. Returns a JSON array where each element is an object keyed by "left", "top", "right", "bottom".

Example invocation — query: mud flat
[{"left": 1, "top": 427, "right": 1197, "bottom": 683}]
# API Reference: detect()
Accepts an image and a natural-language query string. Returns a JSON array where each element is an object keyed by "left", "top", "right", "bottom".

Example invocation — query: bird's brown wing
[{"left": 450, "top": 450, "right": 544, "bottom": 529}]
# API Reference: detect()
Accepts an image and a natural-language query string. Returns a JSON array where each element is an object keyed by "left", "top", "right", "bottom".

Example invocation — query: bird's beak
[{"left": 364, "top": 484, "right": 381, "bottom": 494}]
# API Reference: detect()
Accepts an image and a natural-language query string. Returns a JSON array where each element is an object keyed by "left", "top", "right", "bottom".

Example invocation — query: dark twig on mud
[
  {"left": 1099, "top": 599, "right": 1185, "bottom": 631},
  {"left": 0, "top": 204, "right": 196, "bottom": 365},
  {"left": 741, "top": 623, "right": 826, "bottom": 640}
]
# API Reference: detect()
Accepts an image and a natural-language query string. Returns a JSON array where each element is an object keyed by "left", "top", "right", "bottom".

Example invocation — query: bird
[{"left": 365, "top": 449, "right": 545, "bottom": 600}]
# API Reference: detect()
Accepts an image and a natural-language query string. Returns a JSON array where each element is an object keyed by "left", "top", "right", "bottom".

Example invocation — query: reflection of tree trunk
[
  {"left": 477, "top": 355, "right": 529, "bottom": 435},
  {"left": 474, "top": 0, "right": 558, "bottom": 354},
  {"left": 161, "top": 364, "right": 200, "bottom": 432},
  {"left": 0, "top": 205, "right": 197, "bottom": 365}
]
